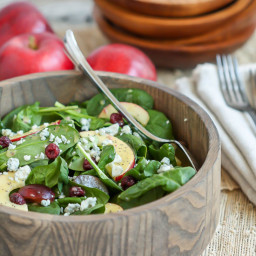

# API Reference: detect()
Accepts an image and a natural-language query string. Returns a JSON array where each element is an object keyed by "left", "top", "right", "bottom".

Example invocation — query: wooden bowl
[
  {"left": 94, "top": 0, "right": 251, "bottom": 39},
  {"left": 108, "top": 0, "right": 235, "bottom": 18},
  {"left": 0, "top": 71, "right": 220, "bottom": 256},
  {"left": 94, "top": 6, "right": 256, "bottom": 69}
]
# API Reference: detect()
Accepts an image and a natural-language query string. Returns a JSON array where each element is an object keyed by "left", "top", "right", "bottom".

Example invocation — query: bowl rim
[{"left": 0, "top": 70, "right": 220, "bottom": 222}]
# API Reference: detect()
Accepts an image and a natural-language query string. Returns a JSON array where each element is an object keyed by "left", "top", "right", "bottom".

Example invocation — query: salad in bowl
[{"left": 0, "top": 88, "right": 196, "bottom": 216}]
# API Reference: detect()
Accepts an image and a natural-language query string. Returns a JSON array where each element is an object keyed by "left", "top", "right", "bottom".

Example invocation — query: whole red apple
[
  {"left": 0, "top": 32, "right": 74, "bottom": 80},
  {"left": 0, "top": 1, "right": 54, "bottom": 48},
  {"left": 87, "top": 44, "right": 157, "bottom": 81}
]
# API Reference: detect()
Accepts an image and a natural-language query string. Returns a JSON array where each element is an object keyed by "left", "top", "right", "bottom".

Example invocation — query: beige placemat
[
  {"left": 55, "top": 23, "right": 256, "bottom": 256},
  {"left": 202, "top": 171, "right": 256, "bottom": 256}
]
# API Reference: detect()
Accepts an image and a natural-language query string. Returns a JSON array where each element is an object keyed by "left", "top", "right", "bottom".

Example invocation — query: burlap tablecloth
[{"left": 55, "top": 23, "right": 256, "bottom": 256}]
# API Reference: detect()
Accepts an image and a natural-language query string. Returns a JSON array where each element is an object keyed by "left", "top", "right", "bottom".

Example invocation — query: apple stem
[{"left": 28, "top": 36, "right": 38, "bottom": 50}]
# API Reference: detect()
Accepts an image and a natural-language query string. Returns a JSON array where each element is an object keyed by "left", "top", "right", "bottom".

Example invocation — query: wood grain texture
[
  {"left": 0, "top": 71, "right": 221, "bottom": 256},
  {"left": 94, "top": 0, "right": 250, "bottom": 39},
  {"left": 108, "top": 0, "right": 234, "bottom": 17},
  {"left": 93, "top": 6, "right": 256, "bottom": 69}
]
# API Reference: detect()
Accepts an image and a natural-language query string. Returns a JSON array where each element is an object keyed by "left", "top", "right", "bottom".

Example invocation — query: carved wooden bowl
[
  {"left": 94, "top": 0, "right": 251, "bottom": 39},
  {"left": 108, "top": 0, "right": 234, "bottom": 18},
  {"left": 0, "top": 71, "right": 221, "bottom": 256},
  {"left": 94, "top": 5, "right": 256, "bottom": 69}
]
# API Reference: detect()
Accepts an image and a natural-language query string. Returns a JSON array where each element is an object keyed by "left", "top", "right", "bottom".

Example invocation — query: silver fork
[
  {"left": 216, "top": 54, "right": 256, "bottom": 126},
  {"left": 64, "top": 30, "right": 197, "bottom": 170}
]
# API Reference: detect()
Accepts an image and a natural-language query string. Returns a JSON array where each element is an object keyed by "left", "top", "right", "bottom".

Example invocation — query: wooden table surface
[{"left": 0, "top": 0, "right": 255, "bottom": 255}]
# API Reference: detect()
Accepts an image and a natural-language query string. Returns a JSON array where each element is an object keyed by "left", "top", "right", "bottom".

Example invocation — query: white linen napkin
[{"left": 174, "top": 63, "right": 256, "bottom": 205}]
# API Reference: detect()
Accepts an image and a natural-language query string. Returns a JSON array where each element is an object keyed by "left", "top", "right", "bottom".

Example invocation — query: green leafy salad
[{"left": 0, "top": 88, "right": 196, "bottom": 216}]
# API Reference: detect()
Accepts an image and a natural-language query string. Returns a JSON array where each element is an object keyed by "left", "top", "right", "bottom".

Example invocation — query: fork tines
[{"left": 216, "top": 54, "right": 249, "bottom": 110}]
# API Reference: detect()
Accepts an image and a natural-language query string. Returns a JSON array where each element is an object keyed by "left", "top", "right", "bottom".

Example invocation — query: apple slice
[
  {"left": 10, "top": 120, "right": 61, "bottom": 142},
  {"left": 98, "top": 102, "right": 150, "bottom": 126},
  {"left": 104, "top": 203, "right": 123, "bottom": 214},
  {"left": 80, "top": 131, "right": 135, "bottom": 181},
  {"left": 0, "top": 172, "right": 28, "bottom": 211}
]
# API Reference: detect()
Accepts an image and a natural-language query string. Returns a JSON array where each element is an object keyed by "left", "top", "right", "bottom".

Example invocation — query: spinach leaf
[
  {"left": 71, "top": 204, "right": 105, "bottom": 215},
  {"left": 98, "top": 145, "right": 115, "bottom": 170},
  {"left": 124, "top": 158, "right": 161, "bottom": 180},
  {"left": 55, "top": 102, "right": 106, "bottom": 130},
  {"left": 2, "top": 105, "right": 25, "bottom": 129},
  {"left": 68, "top": 156, "right": 85, "bottom": 171},
  {"left": 149, "top": 143, "right": 176, "bottom": 166},
  {"left": 28, "top": 201, "right": 61, "bottom": 215},
  {"left": 70, "top": 180, "right": 109, "bottom": 205},
  {"left": 118, "top": 166, "right": 196, "bottom": 201},
  {"left": 57, "top": 197, "right": 85, "bottom": 207},
  {"left": 145, "top": 110, "right": 174, "bottom": 139},
  {"left": 25, "top": 157, "right": 69, "bottom": 192},
  {"left": 77, "top": 144, "right": 122, "bottom": 191},
  {"left": 12, "top": 102, "right": 42, "bottom": 132},
  {"left": 117, "top": 134, "right": 147, "bottom": 158},
  {"left": 0, "top": 124, "right": 80, "bottom": 170},
  {"left": 117, "top": 187, "right": 165, "bottom": 210},
  {"left": 86, "top": 88, "right": 154, "bottom": 116}
]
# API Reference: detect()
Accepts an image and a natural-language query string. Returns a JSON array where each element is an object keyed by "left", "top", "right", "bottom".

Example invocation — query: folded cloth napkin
[{"left": 174, "top": 63, "right": 256, "bottom": 205}]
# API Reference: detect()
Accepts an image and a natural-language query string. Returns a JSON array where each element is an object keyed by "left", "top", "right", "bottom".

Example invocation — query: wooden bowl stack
[{"left": 93, "top": 0, "right": 256, "bottom": 69}]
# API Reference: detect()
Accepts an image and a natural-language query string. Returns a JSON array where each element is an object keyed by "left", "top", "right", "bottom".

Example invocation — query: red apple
[
  {"left": 0, "top": 1, "right": 54, "bottom": 48},
  {"left": 0, "top": 33, "right": 74, "bottom": 80},
  {"left": 87, "top": 44, "right": 157, "bottom": 81}
]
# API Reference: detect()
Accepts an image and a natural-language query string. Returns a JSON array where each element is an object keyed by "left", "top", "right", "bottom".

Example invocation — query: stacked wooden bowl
[{"left": 93, "top": 0, "right": 256, "bottom": 69}]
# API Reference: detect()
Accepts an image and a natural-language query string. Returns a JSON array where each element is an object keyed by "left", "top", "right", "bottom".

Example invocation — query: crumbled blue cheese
[
  {"left": 35, "top": 152, "right": 45, "bottom": 160},
  {"left": 16, "top": 138, "right": 25, "bottom": 145},
  {"left": 41, "top": 199, "right": 51, "bottom": 207},
  {"left": 24, "top": 155, "right": 31, "bottom": 161},
  {"left": 32, "top": 124, "right": 38, "bottom": 130},
  {"left": 8, "top": 144, "right": 16, "bottom": 150},
  {"left": 49, "top": 133, "right": 55, "bottom": 142},
  {"left": 88, "top": 136, "right": 96, "bottom": 143},
  {"left": 133, "top": 132, "right": 142, "bottom": 139},
  {"left": 2, "top": 129, "right": 15, "bottom": 137},
  {"left": 64, "top": 203, "right": 81, "bottom": 216},
  {"left": 14, "top": 165, "right": 31, "bottom": 182},
  {"left": 99, "top": 124, "right": 119, "bottom": 136},
  {"left": 61, "top": 135, "right": 70, "bottom": 144},
  {"left": 161, "top": 157, "right": 170, "bottom": 165},
  {"left": 43, "top": 123, "right": 49, "bottom": 127},
  {"left": 113, "top": 154, "right": 122, "bottom": 163},
  {"left": 157, "top": 157, "right": 174, "bottom": 174},
  {"left": 120, "top": 125, "right": 132, "bottom": 135},
  {"left": 54, "top": 136, "right": 62, "bottom": 145},
  {"left": 90, "top": 145, "right": 101, "bottom": 162},
  {"left": 101, "top": 139, "right": 113, "bottom": 147},
  {"left": 7, "top": 158, "right": 19, "bottom": 171},
  {"left": 59, "top": 193, "right": 66, "bottom": 199},
  {"left": 40, "top": 128, "right": 49, "bottom": 141},
  {"left": 80, "top": 118, "right": 91, "bottom": 131},
  {"left": 106, "top": 162, "right": 123, "bottom": 177},
  {"left": 16, "top": 130, "right": 24, "bottom": 135},
  {"left": 80, "top": 197, "right": 97, "bottom": 211}
]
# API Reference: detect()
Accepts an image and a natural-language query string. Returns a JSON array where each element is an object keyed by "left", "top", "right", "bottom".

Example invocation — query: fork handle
[{"left": 247, "top": 109, "right": 256, "bottom": 127}]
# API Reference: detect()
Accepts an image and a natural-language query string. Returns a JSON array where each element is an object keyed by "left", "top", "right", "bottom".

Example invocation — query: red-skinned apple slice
[
  {"left": 98, "top": 102, "right": 150, "bottom": 126},
  {"left": 10, "top": 120, "right": 61, "bottom": 142},
  {"left": 80, "top": 131, "right": 135, "bottom": 181}
]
